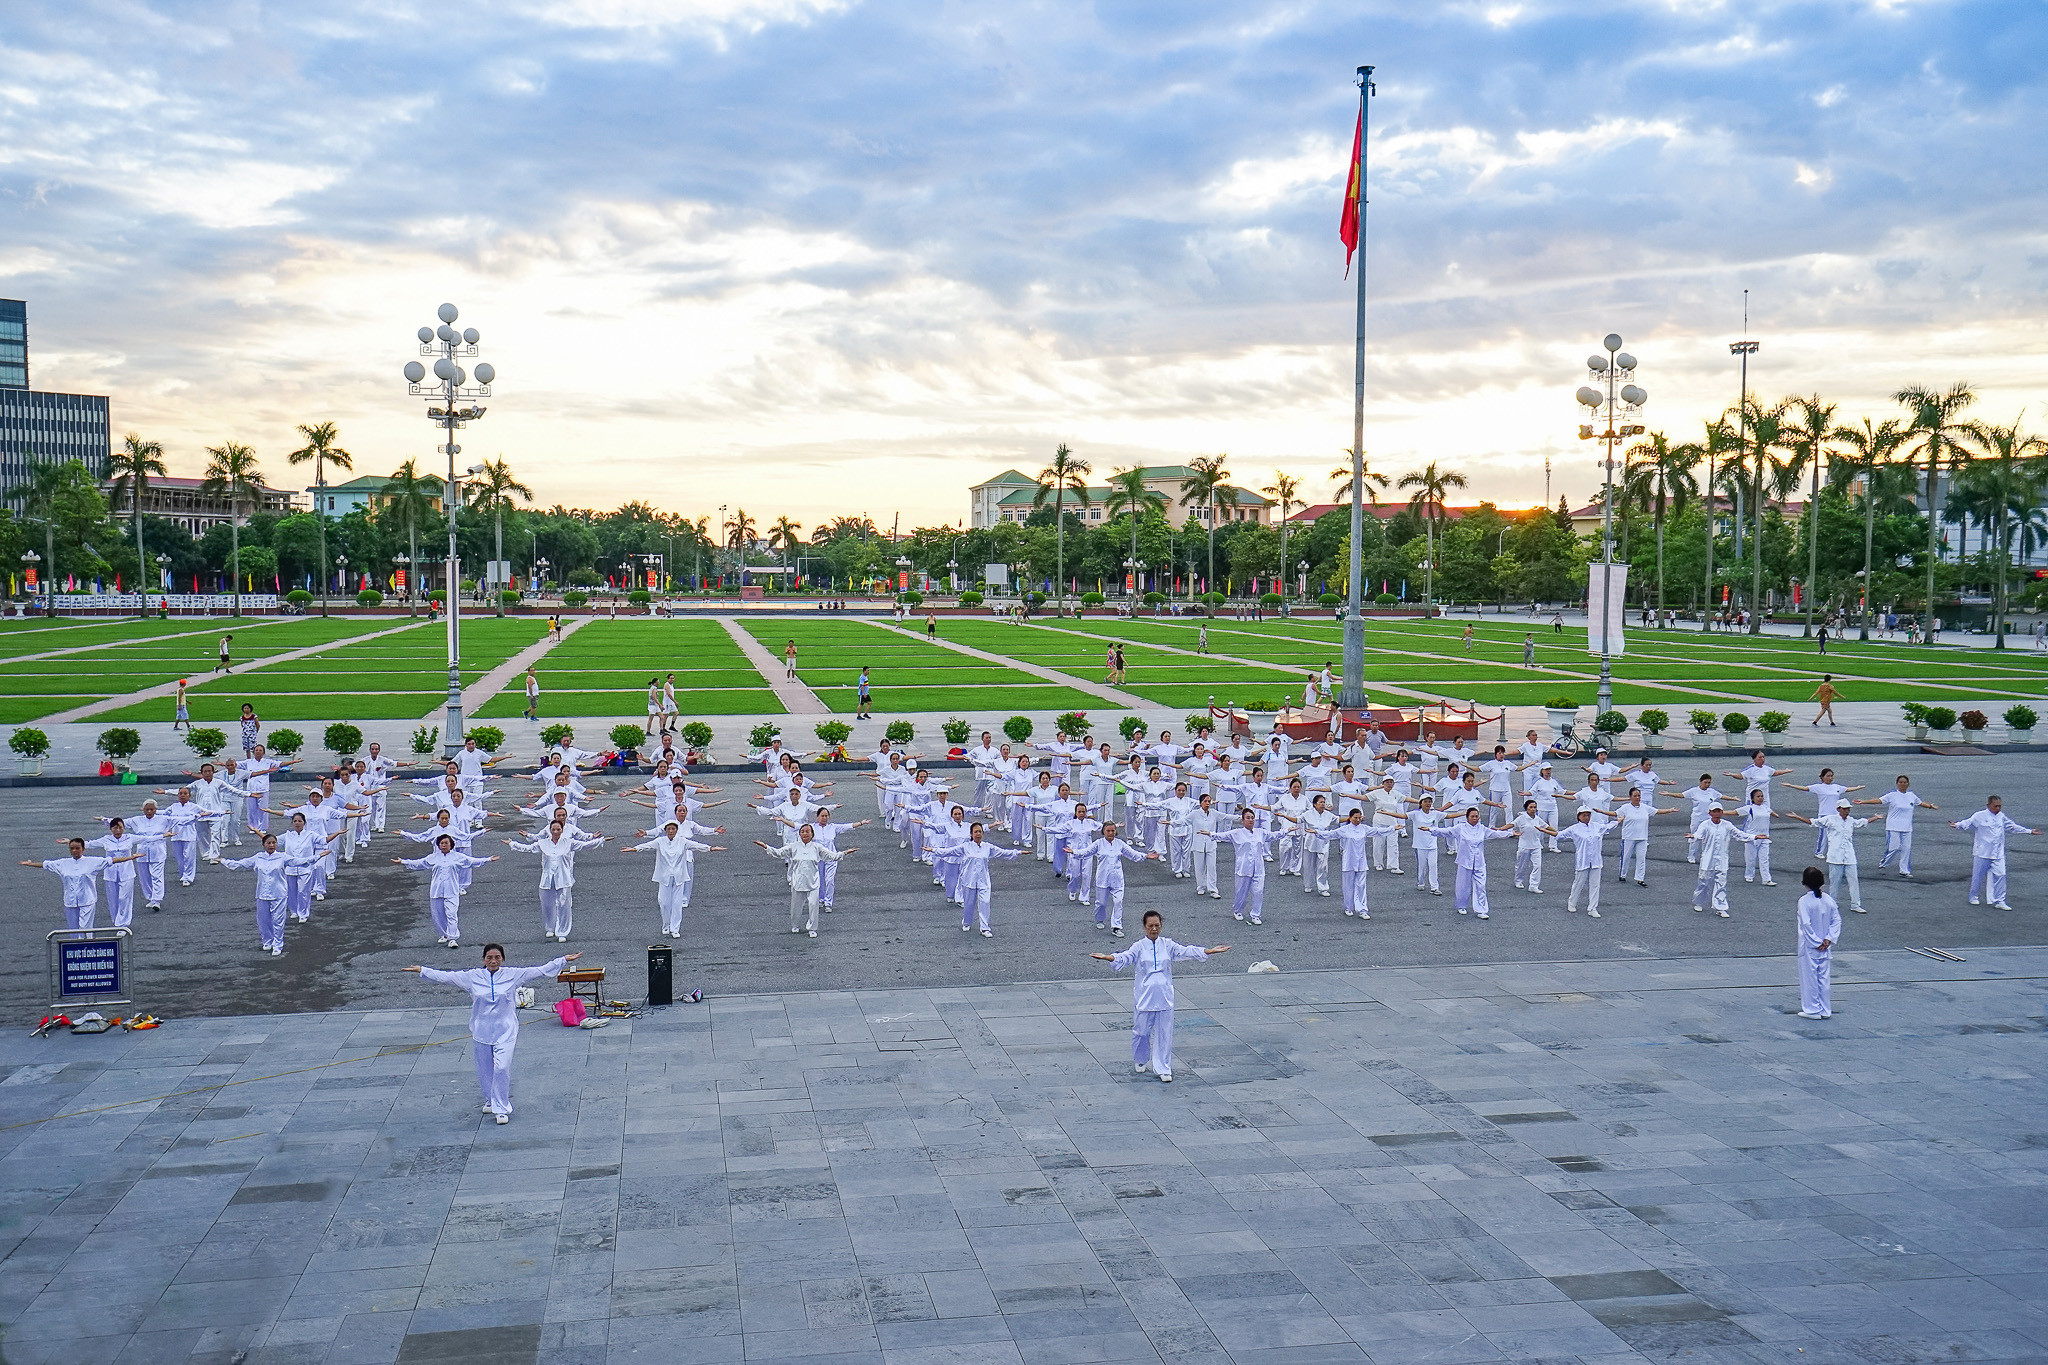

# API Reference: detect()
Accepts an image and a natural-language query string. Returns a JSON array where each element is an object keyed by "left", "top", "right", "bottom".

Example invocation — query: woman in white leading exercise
[
  {"left": 393, "top": 834, "right": 499, "bottom": 948},
  {"left": 221, "top": 833, "right": 317, "bottom": 956},
  {"left": 405, "top": 944, "right": 576, "bottom": 1124},
  {"left": 23, "top": 838, "right": 140, "bottom": 929},
  {"left": 1092, "top": 910, "right": 1229, "bottom": 1083},
  {"left": 944, "top": 823, "right": 1024, "bottom": 936},
  {"left": 756, "top": 826, "right": 853, "bottom": 938},
  {"left": 622, "top": 820, "right": 723, "bottom": 936},
  {"left": 505, "top": 818, "right": 607, "bottom": 942}
]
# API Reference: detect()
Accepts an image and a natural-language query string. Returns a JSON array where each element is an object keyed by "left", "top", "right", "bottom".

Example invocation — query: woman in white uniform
[
  {"left": 506, "top": 818, "right": 607, "bottom": 941},
  {"left": 1092, "top": 910, "right": 1229, "bottom": 1083},
  {"left": 622, "top": 820, "right": 722, "bottom": 935},
  {"left": 405, "top": 944, "right": 575, "bottom": 1123}
]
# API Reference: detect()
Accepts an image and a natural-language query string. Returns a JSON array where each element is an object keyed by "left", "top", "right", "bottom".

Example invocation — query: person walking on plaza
[
  {"left": 784, "top": 639, "right": 799, "bottom": 678},
  {"left": 214, "top": 632, "right": 233, "bottom": 674},
  {"left": 524, "top": 667, "right": 541, "bottom": 722},
  {"left": 173, "top": 678, "right": 190, "bottom": 732},
  {"left": 1809, "top": 674, "right": 1840, "bottom": 727},
  {"left": 404, "top": 945, "right": 575, "bottom": 1125},
  {"left": 1795, "top": 866, "right": 1841, "bottom": 1019},
  {"left": 645, "top": 678, "right": 662, "bottom": 738},
  {"left": 1092, "top": 910, "right": 1229, "bottom": 1084},
  {"left": 24, "top": 839, "right": 139, "bottom": 930},
  {"left": 1866, "top": 775, "right": 1935, "bottom": 877},
  {"left": 661, "top": 673, "right": 679, "bottom": 733},
  {"left": 1951, "top": 796, "right": 2036, "bottom": 910},
  {"left": 856, "top": 666, "right": 872, "bottom": 719}
]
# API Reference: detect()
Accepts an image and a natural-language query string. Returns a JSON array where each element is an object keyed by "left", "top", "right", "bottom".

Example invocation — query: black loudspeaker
[{"left": 646, "top": 944, "right": 673, "bottom": 1006}]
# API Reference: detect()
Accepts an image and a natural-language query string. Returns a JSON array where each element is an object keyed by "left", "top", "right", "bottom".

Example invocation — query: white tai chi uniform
[
  {"left": 1528, "top": 777, "right": 1568, "bottom": 852},
  {"left": 1556, "top": 817, "right": 1617, "bottom": 916},
  {"left": 1369, "top": 789, "right": 1405, "bottom": 871},
  {"left": 628, "top": 832, "right": 714, "bottom": 935},
  {"left": 1480, "top": 759, "right": 1518, "bottom": 826},
  {"left": 1511, "top": 812, "right": 1548, "bottom": 892},
  {"left": 220, "top": 850, "right": 311, "bottom": 952},
  {"left": 1953, "top": 808, "right": 2032, "bottom": 907},
  {"left": 1330, "top": 824, "right": 1374, "bottom": 918},
  {"left": 364, "top": 754, "right": 396, "bottom": 831},
  {"left": 1299, "top": 810, "right": 1337, "bottom": 896},
  {"left": 192, "top": 775, "right": 237, "bottom": 861},
  {"left": 1796, "top": 890, "right": 1842, "bottom": 1018},
  {"left": 508, "top": 831, "right": 606, "bottom": 939},
  {"left": 947, "top": 839, "right": 1024, "bottom": 934},
  {"left": 1689, "top": 819, "right": 1758, "bottom": 914},
  {"left": 1219, "top": 826, "right": 1280, "bottom": 923},
  {"left": 766, "top": 841, "right": 848, "bottom": 935},
  {"left": 280, "top": 826, "right": 324, "bottom": 920},
  {"left": 119, "top": 811, "right": 170, "bottom": 909},
  {"left": 1407, "top": 808, "right": 1444, "bottom": 893},
  {"left": 416, "top": 956, "right": 569, "bottom": 1119},
  {"left": 1876, "top": 790, "right": 1925, "bottom": 875},
  {"left": 1077, "top": 836, "right": 1150, "bottom": 931},
  {"left": 1680, "top": 787, "right": 1728, "bottom": 863},
  {"left": 82, "top": 832, "right": 141, "bottom": 928},
  {"left": 1109, "top": 935, "right": 1213, "bottom": 1081},
  {"left": 1447, "top": 822, "right": 1515, "bottom": 919},
  {"left": 1811, "top": 813, "right": 1871, "bottom": 914},
  {"left": 1188, "top": 807, "right": 1225, "bottom": 897},
  {"left": 1613, "top": 800, "right": 1655, "bottom": 884},
  {"left": 37, "top": 855, "right": 111, "bottom": 929},
  {"left": 397, "top": 849, "right": 493, "bottom": 942},
  {"left": 1738, "top": 801, "right": 1775, "bottom": 885},
  {"left": 241, "top": 761, "right": 282, "bottom": 836},
  {"left": 162, "top": 800, "right": 203, "bottom": 885}
]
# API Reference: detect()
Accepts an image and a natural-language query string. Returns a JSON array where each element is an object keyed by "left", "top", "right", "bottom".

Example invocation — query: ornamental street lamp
[
  {"left": 1574, "top": 333, "right": 1649, "bottom": 717},
  {"left": 21, "top": 550, "right": 41, "bottom": 610},
  {"left": 154, "top": 553, "right": 170, "bottom": 596},
  {"left": 335, "top": 554, "right": 349, "bottom": 600},
  {"left": 401, "top": 302, "right": 496, "bottom": 757}
]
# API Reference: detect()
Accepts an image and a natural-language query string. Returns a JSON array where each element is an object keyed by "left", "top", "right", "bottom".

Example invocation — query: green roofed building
[{"left": 969, "top": 465, "right": 1269, "bottom": 531}]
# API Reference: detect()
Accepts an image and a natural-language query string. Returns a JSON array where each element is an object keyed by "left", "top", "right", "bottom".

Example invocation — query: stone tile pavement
[{"left": 3, "top": 948, "right": 2047, "bottom": 1363}]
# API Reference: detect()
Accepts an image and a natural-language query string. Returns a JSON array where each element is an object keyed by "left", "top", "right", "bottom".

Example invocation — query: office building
[{"left": 0, "top": 299, "right": 112, "bottom": 500}]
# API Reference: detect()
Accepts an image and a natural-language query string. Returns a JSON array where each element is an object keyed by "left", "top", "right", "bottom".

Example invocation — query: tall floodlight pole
[
  {"left": 1575, "top": 336, "right": 1648, "bottom": 718},
  {"left": 402, "top": 303, "right": 496, "bottom": 758},
  {"left": 1340, "top": 64, "right": 1376, "bottom": 711}
]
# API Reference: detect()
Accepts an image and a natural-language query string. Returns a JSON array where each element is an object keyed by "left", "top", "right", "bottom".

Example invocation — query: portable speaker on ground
[{"left": 646, "top": 944, "right": 673, "bottom": 1006}]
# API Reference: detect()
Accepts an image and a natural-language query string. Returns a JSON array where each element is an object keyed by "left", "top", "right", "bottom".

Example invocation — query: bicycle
[{"left": 1547, "top": 725, "right": 1584, "bottom": 760}]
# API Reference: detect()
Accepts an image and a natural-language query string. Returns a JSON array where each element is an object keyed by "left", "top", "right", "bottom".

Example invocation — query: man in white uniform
[
  {"left": 1690, "top": 804, "right": 1764, "bottom": 916},
  {"left": 1951, "top": 796, "right": 2036, "bottom": 910}
]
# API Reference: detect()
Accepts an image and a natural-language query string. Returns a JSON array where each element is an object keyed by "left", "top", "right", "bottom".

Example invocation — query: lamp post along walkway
[
  {"left": 1574, "top": 335, "right": 1648, "bottom": 718},
  {"left": 403, "top": 303, "right": 497, "bottom": 759}
]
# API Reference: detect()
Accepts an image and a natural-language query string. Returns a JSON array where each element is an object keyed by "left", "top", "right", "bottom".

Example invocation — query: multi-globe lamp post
[
  {"left": 1573, "top": 334, "right": 1648, "bottom": 718},
  {"left": 402, "top": 304, "right": 496, "bottom": 758}
]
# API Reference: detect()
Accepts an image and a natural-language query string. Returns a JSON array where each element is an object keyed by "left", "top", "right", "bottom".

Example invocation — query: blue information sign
[{"left": 47, "top": 929, "right": 130, "bottom": 1007}]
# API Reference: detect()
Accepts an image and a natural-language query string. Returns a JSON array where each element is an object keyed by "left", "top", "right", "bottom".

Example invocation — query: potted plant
[
  {"left": 1119, "top": 716, "right": 1147, "bottom": 742},
  {"left": 1637, "top": 709, "right": 1669, "bottom": 750},
  {"left": 1003, "top": 715, "right": 1034, "bottom": 744},
  {"left": 2003, "top": 704, "right": 2036, "bottom": 745},
  {"left": 1959, "top": 709, "right": 1989, "bottom": 741},
  {"left": 187, "top": 726, "right": 228, "bottom": 760},
  {"left": 1721, "top": 711, "right": 1751, "bottom": 745},
  {"left": 323, "top": 722, "right": 363, "bottom": 761},
  {"left": 268, "top": 728, "right": 305, "bottom": 759},
  {"left": 1544, "top": 696, "right": 1579, "bottom": 737},
  {"left": 610, "top": 723, "right": 645, "bottom": 765},
  {"left": 1244, "top": 698, "right": 1279, "bottom": 723},
  {"left": 1053, "top": 711, "right": 1089, "bottom": 741},
  {"left": 500, "top": 590, "right": 521, "bottom": 610},
  {"left": 1757, "top": 710, "right": 1791, "bottom": 748},
  {"left": 1924, "top": 706, "right": 1958, "bottom": 743},
  {"left": 941, "top": 718, "right": 972, "bottom": 747},
  {"left": 1592, "top": 710, "right": 1628, "bottom": 746},
  {"left": 10, "top": 726, "right": 49, "bottom": 776},
  {"left": 96, "top": 727, "right": 142, "bottom": 772},
  {"left": 463, "top": 726, "right": 503, "bottom": 755},
  {"left": 1687, "top": 708, "right": 1719, "bottom": 750},
  {"left": 1185, "top": 711, "right": 1212, "bottom": 736},
  {"left": 885, "top": 720, "right": 915, "bottom": 745},
  {"left": 1901, "top": 702, "right": 1930, "bottom": 742},
  {"left": 748, "top": 723, "right": 782, "bottom": 753},
  {"left": 539, "top": 722, "right": 575, "bottom": 751},
  {"left": 1374, "top": 591, "right": 1397, "bottom": 607},
  {"left": 814, "top": 719, "right": 853, "bottom": 761},
  {"left": 680, "top": 721, "right": 713, "bottom": 763},
  {"left": 411, "top": 724, "right": 440, "bottom": 756}
]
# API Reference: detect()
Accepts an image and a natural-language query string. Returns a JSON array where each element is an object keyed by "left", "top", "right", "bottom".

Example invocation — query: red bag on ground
[{"left": 554, "top": 998, "right": 587, "bottom": 1027}]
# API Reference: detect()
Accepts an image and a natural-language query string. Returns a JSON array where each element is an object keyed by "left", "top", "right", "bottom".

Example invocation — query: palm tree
[
  {"left": 1739, "top": 397, "right": 1795, "bottom": 633},
  {"left": 107, "top": 433, "right": 167, "bottom": 613},
  {"left": 1328, "top": 450, "right": 1390, "bottom": 507},
  {"left": 1396, "top": 461, "right": 1468, "bottom": 610},
  {"left": 769, "top": 515, "right": 804, "bottom": 584},
  {"left": 724, "top": 508, "right": 757, "bottom": 551},
  {"left": 1030, "top": 443, "right": 1091, "bottom": 612},
  {"left": 1781, "top": 396, "right": 1838, "bottom": 635},
  {"left": 382, "top": 460, "right": 439, "bottom": 617},
  {"left": 1262, "top": 471, "right": 1303, "bottom": 598},
  {"left": 1101, "top": 466, "right": 1166, "bottom": 597},
  {"left": 1178, "top": 454, "right": 1234, "bottom": 598},
  {"left": 468, "top": 457, "right": 534, "bottom": 616},
  {"left": 688, "top": 514, "right": 710, "bottom": 589},
  {"left": 1958, "top": 418, "right": 2046, "bottom": 647},
  {"left": 287, "top": 421, "right": 354, "bottom": 614},
  {"left": 1828, "top": 418, "right": 1906, "bottom": 640},
  {"left": 1620, "top": 432, "right": 1698, "bottom": 617},
  {"left": 1894, "top": 382, "right": 1978, "bottom": 630},
  {"left": 201, "top": 441, "right": 263, "bottom": 617}
]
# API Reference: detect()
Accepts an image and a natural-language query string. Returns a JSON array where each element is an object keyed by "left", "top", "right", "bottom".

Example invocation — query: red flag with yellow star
[{"left": 1339, "top": 107, "right": 1362, "bottom": 276}]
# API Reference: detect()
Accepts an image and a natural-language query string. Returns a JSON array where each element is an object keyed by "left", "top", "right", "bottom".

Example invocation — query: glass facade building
[{"left": 0, "top": 300, "right": 112, "bottom": 500}]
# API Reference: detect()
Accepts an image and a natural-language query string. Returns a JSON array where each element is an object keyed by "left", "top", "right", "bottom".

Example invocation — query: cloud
[{"left": 1, "top": 0, "right": 2043, "bottom": 527}]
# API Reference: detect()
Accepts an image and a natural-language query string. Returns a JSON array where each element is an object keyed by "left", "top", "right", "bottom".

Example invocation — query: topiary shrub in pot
[
  {"left": 1002, "top": 715, "right": 1034, "bottom": 744},
  {"left": 267, "top": 728, "right": 304, "bottom": 759},
  {"left": 899, "top": 591, "right": 924, "bottom": 608},
  {"left": 1054, "top": 711, "right": 1089, "bottom": 740},
  {"left": 500, "top": 590, "right": 521, "bottom": 608},
  {"left": 1901, "top": 701, "right": 1930, "bottom": 741},
  {"left": 748, "top": 723, "right": 782, "bottom": 751},
  {"left": 814, "top": 719, "right": 853, "bottom": 760},
  {"left": 1185, "top": 712, "right": 1212, "bottom": 736},
  {"left": 1721, "top": 711, "right": 1751, "bottom": 743},
  {"left": 1924, "top": 706, "right": 1958, "bottom": 741},
  {"left": 1142, "top": 592, "right": 1165, "bottom": 607},
  {"left": 539, "top": 723, "right": 575, "bottom": 750},
  {"left": 884, "top": 720, "right": 915, "bottom": 745},
  {"left": 2003, "top": 703, "right": 2037, "bottom": 744},
  {"left": 411, "top": 724, "right": 439, "bottom": 756},
  {"left": 941, "top": 718, "right": 971, "bottom": 746},
  {"left": 1959, "top": 709, "right": 1989, "bottom": 738},
  {"left": 628, "top": 589, "right": 652, "bottom": 607},
  {"left": 1260, "top": 592, "right": 1282, "bottom": 608},
  {"left": 323, "top": 723, "right": 363, "bottom": 761},
  {"left": 466, "top": 725, "right": 505, "bottom": 754},
  {"left": 1757, "top": 710, "right": 1791, "bottom": 748},
  {"left": 1688, "top": 708, "right": 1719, "bottom": 748},
  {"left": 1592, "top": 710, "right": 1628, "bottom": 744},
  {"left": 680, "top": 721, "right": 713, "bottom": 760},
  {"left": 10, "top": 725, "right": 50, "bottom": 775},
  {"left": 610, "top": 723, "right": 645, "bottom": 762},
  {"left": 1374, "top": 591, "right": 1398, "bottom": 606},
  {"left": 1637, "top": 709, "right": 1669, "bottom": 749},
  {"left": 1544, "top": 696, "right": 1579, "bottom": 737},
  {"left": 285, "top": 589, "right": 314, "bottom": 608},
  {"left": 1118, "top": 716, "right": 1147, "bottom": 742},
  {"left": 97, "top": 727, "right": 142, "bottom": 770}
]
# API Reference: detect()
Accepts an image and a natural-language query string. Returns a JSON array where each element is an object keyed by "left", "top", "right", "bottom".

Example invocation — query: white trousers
[
  {"left": 1693, "top": 861, "right": 1730, "bottom": 911},
  {"left": 1302, "top": 846, "right": 1329, "bottom": 894},
  {"left": 1414, "top": 846, "right": 1439, "bottom": 892},
  {"left": 1743, "top": 840, "right": 1772, "bottom": 883},
  {"left": 201, "top": 815, "right": 227, "bottom": 860},
  {"left": 65, "top": 902, "right": 98, "bottom": 930},
  {"left": 658, "top": 881, "right": 687, "bottom": 936},
  {"left": 1970, "top": 856, "right": 2007, "bottom": 904},
  {"left": 172, "top": 837, "right": 197, "bottom": 884},
  {"left": 1231, "top": 873, "right": 1266, "bottom": 921},
  {"left": 431, "top": 894, "right": 460, "bottom": 941},
  {"left": 287, "top": 871, "right": 313, "bottom": 920},
  {"left": 1168, "top": 831, "right": 1192, "bottom": 877},
  {"left": 1567, "top": 866, "right": 1601, "bottom": 913},
  {"left": 473, "top": 1038, "right": 515, "bottom": 1116},
  {"left": 1619, "top": 839, "right": 1648, "bottom": 881},
  {"left": 1454, "top": 864, "right": 1490, "bottom": 917},
  {"left": 541, "top": 887, "right": 573, "bottom": 937},
  {"left": 1799, "top": 945, "right": 1832, "bottom": 1016},
  {"left": 1514, "top": 848, "right": 1542, "bottom": 891},
  {"left": 1191, "top": 844, "right": 1218, "bottom": 895},
  {"left": 789, "top": 882, "right": 821, "bottom": 933},
  {"left": 1093, "top": 880, "right": 1125, "bottom": 930},
  {"left": 1825, "top": 860, "right": 1861, "bottom": 912},
  {"left": 961, "top": 887, "right": 992, "bottom": 932},
  {"left": 1372, "top": 827, "right": 1401, "bottom": 871},
  {"left": 104, "top": 876, "right": 135, "bottom": 929},
  {"left": 256, "top": 895, "right": 286, "bottom": 950},
  {"left": 1879, "top": 831, "right": 1913, "bottom": 874},
  {"left": 1340, "top": 868, "right": 1369, "bottom": 917},
  {"left": 1132, "top": 1008, "right": 1174, "bottom": 1076}
]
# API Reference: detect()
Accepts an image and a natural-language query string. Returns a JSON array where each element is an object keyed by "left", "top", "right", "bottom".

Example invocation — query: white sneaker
[
  {"left": 808, "top": 929, "right": 818, "bottom": 938},
  {"left": 961, "top": 924, "right": 970, "bottom": 932},
  {"left": 1476, "top": 912, "right": 1488, "bottom": 919},
  {"left": 544, "top": 932, "right": 555, "bottom": 941},
  {"left": 1587, "top": 910, "right": 1600, "bottom": 918},
  {"left": 1157, "top": 1072, "right": 1172, "bottom": 1083},
  {"left": 1995, "top": 901, "right": 2013, "bottom": 910},
  {"left": 1135, "top": 1062, "right": 1148, "bottom": 1073},
  {"left": 1970, "top": 897, "right": 1981, "bottom": 906},
  {"left": 1248, "top": 917, "right": 1261, "bottom": 925},
  {"left": 982, "top": 929, "right": 993, "bottom": 937},
  {"left": 495, "top": 1113, "right": 509, "bottom": 1125},
  {"left": 1717, "top": 910, "right": 1730, "bottom": 918}
]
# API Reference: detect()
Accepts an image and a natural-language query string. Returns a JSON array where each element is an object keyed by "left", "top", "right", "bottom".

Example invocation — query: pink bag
[{"left": 554, "top": 997, "right": 587, "bottom": 1027}]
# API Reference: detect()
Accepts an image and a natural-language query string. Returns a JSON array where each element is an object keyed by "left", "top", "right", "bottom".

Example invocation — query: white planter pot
[
  {"left": 16, "top": 756, "right": 43, "bottom": 776},
  {"left": 1690, "top": 732, "right": 1714, "bottom": 749},
  {"left": 1928, "top": 727, "right": 1955, "bottom": 744},
  {"left": 1544, "top": 708, "right": 1578, "bottom": 735},
  {"left": 1644, "top": 732, "right": 1665, "bottom": 750},
  {"left": 1961, "top": 728, "right": 1988, "bottom": 745},
  {"left": 2007, "top": 727, "right": 2034, "bottom": 745},
  {"left": 1762, "top": 732, "right": 1786, "bottom": 749},
  {"left": 1909, "top": 725, "right": 1928, "bottom": 743}
]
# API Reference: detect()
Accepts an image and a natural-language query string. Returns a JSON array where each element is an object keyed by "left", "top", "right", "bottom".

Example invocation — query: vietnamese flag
[{"left": 1339, "top": 105, "right": 1363, "bottom": 277}]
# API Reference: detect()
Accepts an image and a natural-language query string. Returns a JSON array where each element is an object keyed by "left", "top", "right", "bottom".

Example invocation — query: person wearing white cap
[
  {"left": 1795, "top": 865, "right": 1841, "bottom": 1019},
  {"left": 1555, "top": 808, "right": 1618, "bottom": 917},
  {"left": 1950, "top": 795, "right": 2036, "bottom": 910},
  {"left": 1782, "top": 799, "right": 1871, "bottom": 915},
  {"left": 1527, "top": 763, "right": 1568, "bottom": 854},
  {"left": 1689, "top": 803, "right": 1764, "bottom": 916},
  {"left": 1678, "top": 775, "right": 1730, "bottom": 864}
]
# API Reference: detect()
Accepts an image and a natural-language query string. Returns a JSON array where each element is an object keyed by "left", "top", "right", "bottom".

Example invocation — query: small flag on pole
[{"left": 1339, "top": 104, "right": 1364, "bottom": 277}]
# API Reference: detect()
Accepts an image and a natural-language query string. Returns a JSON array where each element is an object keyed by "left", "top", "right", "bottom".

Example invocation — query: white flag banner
[{"left": 1585, "top": 562, "right": 1629, "bottom": 658}]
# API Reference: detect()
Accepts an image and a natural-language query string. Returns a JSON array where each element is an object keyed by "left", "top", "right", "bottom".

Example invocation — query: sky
[{"left": 4, "top": 0, "right": 2045, "bottom": 531}]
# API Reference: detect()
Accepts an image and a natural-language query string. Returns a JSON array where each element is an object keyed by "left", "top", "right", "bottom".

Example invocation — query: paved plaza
[{"left": 2, "top": 947, "right": 2045, "bottom": 1365}]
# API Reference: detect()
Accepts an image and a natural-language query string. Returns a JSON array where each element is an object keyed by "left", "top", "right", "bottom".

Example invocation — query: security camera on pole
[
  {"left": 1573, "top": 335, "right": 1647, "bottom": 717},
  {"left": 402, "top": 304, "right": 496, "bottom": 759}
]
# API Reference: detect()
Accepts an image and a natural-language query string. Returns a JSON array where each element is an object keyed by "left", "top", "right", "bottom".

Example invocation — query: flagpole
[{"left": 1341, "top": 65, "right": 1374, "bottom": 712}]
